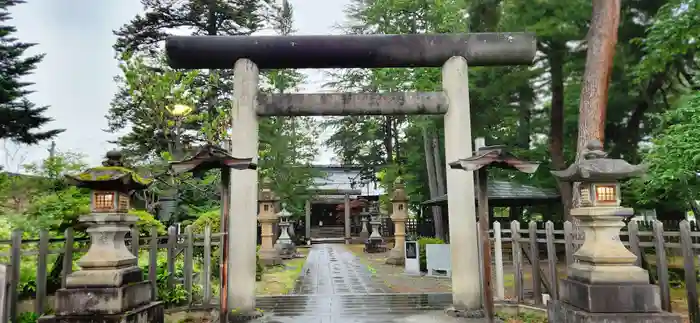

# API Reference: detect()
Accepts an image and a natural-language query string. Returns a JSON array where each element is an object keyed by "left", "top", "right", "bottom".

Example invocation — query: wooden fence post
[
  {"left": 131, "top": 227, "right": 140, "bottom": 258},
  {"left": 652, "top": 221, "right": 671, "bottom": 312},
  {"left": 628, "top": 221, "right": 642, "bottom": 267},
  {"left": 184, "top": 225, "right": 194, "bottom": 305},
  {"left": 679, "top": 220, "right": 698, "bottom": 321},
  {"left": 529, "top": 221, "right": 542, "bottom": 304},
  {"left": 62, "top": 228, "right": 74, "bottom": 288},
  {"left": 0, "top": 263, "right": 9, "bottom": 323},
  {"left": 35, "top": 230, "right": 49, "bottom": 315},
  {"left": 9, "top": 230, "right": 21, "bottom": 323},
  {"left": 564, "top": 221, "right": 574, "bottom": 266},
  {"left": 149, "top": 227, "right": 158, "bottom": 301},
  {"left": 203, "top": 224, "right": 212, "bottom": 305},
  {"left": 510, "top": 220, "right": 523, "bottom": 302},
  {"left": 545, "top": 221, "right": 558, "bottom": 301},
  {"left": 493, "top": 221, "right": 505, "bottom": 300},
  {"left": 167, "top": 225, "right": 178, "bottom": 290}
]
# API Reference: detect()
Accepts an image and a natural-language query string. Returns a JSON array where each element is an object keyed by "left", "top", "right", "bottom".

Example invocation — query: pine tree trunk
[
  {"left": 573, "top": 0, "right": 621, "bottom": 247},
  {"left": 422, "top": 125, "right": 445, "bottom": 240},
  {"left": 432, "top": 134, "right": 447, "bottom": 195}
]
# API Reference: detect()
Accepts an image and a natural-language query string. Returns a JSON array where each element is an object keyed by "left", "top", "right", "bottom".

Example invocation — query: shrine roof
[{"left": 422, "top": 180, "right": 559, "bottom": 206}]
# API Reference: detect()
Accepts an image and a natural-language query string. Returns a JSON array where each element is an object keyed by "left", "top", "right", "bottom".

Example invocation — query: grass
[
  {"left": 255, "top": 248, "right": 309, "bottom": 295},
  {"left": 496, "top": 311, "right": 548, "bottom": 323}
]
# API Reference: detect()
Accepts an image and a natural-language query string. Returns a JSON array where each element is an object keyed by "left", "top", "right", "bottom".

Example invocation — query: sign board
[
  {"left": 0, "top": 264, "right": 9, "bottom": 323},
  {"left": 426, "top": 244, "right": 452, "bottom": 277},
  {"left": 404, "top": 241, "right": 421, "bottom": 275}
]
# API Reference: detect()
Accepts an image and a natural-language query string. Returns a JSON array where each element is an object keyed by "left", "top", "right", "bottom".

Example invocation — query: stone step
[
  {"left": 311, "top": 237, "right": 345, "bottom": 244},
  {"left": 254, "top": 293, "right": 454, "bottom": 317}
]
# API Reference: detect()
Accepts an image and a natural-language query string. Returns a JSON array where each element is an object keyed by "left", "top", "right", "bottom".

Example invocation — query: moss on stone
[{"left": 72, "top": 166, "right": 152, "bottom": 185}]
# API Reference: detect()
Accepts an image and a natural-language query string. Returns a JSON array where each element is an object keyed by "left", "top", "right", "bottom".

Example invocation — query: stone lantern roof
[
  {"left": 550, "top": 140, "right": 648, "bottom": 182},
  {"left": 64, "top": 150, "right": 152, "bottom": 191},
  {"left": 390, "top": 177, "right": 408, "bottom": 202},
  {"left": 258, "top": 177, "right": 278, "bottom": 202}
]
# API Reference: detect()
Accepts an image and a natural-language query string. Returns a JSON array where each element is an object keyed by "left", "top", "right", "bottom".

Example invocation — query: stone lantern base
[
  {"left": 39, "top": 302, "right": 163, "bottom": 323},
  {"left": 548, "top": 300, "right": 681, "bottom": 323},
  {"left": 547, "top": 208, "right": 681, "bottom": 323},
  {"left": 39, "top": 214, "right": 164, "bottom": 323},
  {"left": 386, "top": 247, "right": 405, "bottom": 265},
  {"left": 259, "top": 248, "right": 282, "bottom": 266}
]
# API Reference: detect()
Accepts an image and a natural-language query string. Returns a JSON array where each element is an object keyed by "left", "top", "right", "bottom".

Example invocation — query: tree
[
  {"left": 109, "top": 0, "right": 319, "bottom": 222},
  {"left": 113, "top": 0, "right": 275, "bottom": 55},
  {"left": 328, "top": 0, "right": 536, "bottom": 220},
  {"left": 0, "top": 0, "right": 62, "bottom": 144},
  {"left": 624, "top": 0, "right": 700, "bottom": 213},
  {"left": 258, "top": 0, "right": 321, "bottom": 218},
  {"left": 628, "top": 92, "right": 700, "bottom": 213},
  {"left": 110, "top": 0, "right": 278, "bottom": 158},
  {"left": 109, "top": 54, "right": 204, "bottom": 161}
]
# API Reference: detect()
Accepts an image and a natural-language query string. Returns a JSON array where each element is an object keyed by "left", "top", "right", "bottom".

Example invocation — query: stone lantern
[
  {"left": 387, "top": 177, "right": 409, "bottom": 265},
  {"left": 368, "top": 202, "right": 383, "bottom": 240},
  {"left": 364, "top": 201, "right": 385, "bottom": 253},
  {"left": 359, "top": 204, "right": 370, "bottom": 241},
  {"left": 258, "top": 178, "right": 281, "bottom": 265},
  {"left": 275, "top": 204, "right": 296, "bottom": 258},
  {"left": 40, "top": 150, "right": 163, "bottom": 323},
  {"left": 547, "top": 140, "right": 680, "bottom": 323}
]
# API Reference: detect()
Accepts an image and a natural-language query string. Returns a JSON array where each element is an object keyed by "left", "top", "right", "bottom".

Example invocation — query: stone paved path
[{"left": 252, "top": 244, "right": 489, "bottom": 323}]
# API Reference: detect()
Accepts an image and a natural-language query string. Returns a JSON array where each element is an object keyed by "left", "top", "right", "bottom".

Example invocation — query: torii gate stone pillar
[{"left": 166, "top": 32, "right": 536, "bottom": 317}]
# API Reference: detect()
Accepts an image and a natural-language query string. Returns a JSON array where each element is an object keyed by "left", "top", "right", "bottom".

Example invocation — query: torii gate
[{"left": 165, "top": 32, "right": 536, "bottom": 317}]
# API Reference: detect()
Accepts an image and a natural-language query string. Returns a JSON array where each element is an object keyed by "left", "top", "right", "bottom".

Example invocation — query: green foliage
[
  {"left": 113, "top": 0, "right": 274, "bottom": 55},
  {"left": 189, "top": 209, "right": 264, "bottom": 281},
  {"left": 633, "top": 0, "right": 700, "bottom": 84},
  {"left": 17, "top": 186, "right": 90, "bottom": 234},
  {"left": 627, "top": 92, "right": 700, "bottom": 209},
  {"left": 109, "top": 54, "right": 204, "bottom": 161},
  {"left": 417, "top": 237, "right": 445, "bottom": 271},
  {"left": 141, "top": 252, "right": 190, "bottom": 306},
  {"left": 17, "top": 312, "right": 39, "bottom": 323},
  {"left": 256, "top": 246, "right": 263, "bottom": 281},
  {"left": 3, "top": 152, "right": 92, "bottom": 234},
  {"left": 191, "top": 209, "right": 221, "bottom": 233},
  {"left": 129, "top": 209, "right": 167, "bottom": 236}
]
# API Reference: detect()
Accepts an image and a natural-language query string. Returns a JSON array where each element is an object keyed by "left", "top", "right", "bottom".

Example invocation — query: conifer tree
[{"left": 0, "top": 0, "right": 62, "bottom": 144}]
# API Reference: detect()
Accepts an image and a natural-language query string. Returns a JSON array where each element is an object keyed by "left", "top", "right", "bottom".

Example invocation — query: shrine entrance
[{"left": 165, "top": 32, "right": 537, "bottom": 318}]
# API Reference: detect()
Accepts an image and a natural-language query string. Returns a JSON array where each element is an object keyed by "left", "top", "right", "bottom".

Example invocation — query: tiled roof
[{"left": 422, "top": 180, "right": 559, "bottom": 205}]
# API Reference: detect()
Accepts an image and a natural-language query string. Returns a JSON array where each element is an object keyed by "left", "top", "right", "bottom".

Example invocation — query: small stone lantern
[
  {"left": 364, "top": 201, "right": 385, "bottom": 253},
  {"left": 548, "top": 140, "right": 680, "bottom": 323},
  {"left": 387, "top": 177, "right": 409, "bottom": 265},
  {"left": 275, "top": 205, "right": 296, "bottom": 258},
  {"left": 359, "top": 204, "right": 370, "bottom": 240},
  {"left": 258, "top": 178, "right": 281, "bottom": 265},
  {"left": 40, "top": 150, "right": 163, "bottom": 323}
]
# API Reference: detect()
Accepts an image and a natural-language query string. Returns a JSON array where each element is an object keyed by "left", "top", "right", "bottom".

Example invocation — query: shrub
[
  {"left": 417, "top": 237, "right": 445, "bottom": 272},
  {"left": 256, "top": 246, "right": 263, "bottom": 281},
  {"left": 139, "top": 251, "right": 202, "bottom": 307},
  {"left": 191, "top": 209, "right": 221, "bottom": 233},
  {"left": 129, "top": 209, "right": 166, "bottom": 236},
  {"left": 17, "top": 312, "right": 39, "bottom": 323},
  {"left": 190, "top": 209, "right": 264, "bottom": 282}
]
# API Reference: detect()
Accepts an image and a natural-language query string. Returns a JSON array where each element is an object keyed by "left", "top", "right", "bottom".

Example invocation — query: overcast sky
[{"left": 1, "top": 0, "right": 346, "bottom": 171}]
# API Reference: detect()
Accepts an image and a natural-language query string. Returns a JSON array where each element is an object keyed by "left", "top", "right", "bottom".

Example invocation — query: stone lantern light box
[
  {"left": 66, "top": 150, "right": 152, "bottom": 214},
  {"left": 552, "top": 140, "right": 645, "bottom": 209}
]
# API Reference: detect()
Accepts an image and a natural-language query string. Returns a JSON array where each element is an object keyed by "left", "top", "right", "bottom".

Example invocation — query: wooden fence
[
  {"left": 4, "top": 219, "right": 700, "bottom": 322},
  {"left": 488, "top": 220, "right": 700, "bottom": 322},
  {"left": 1, "top": 225, "right": 224, "bottom": 323}
]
